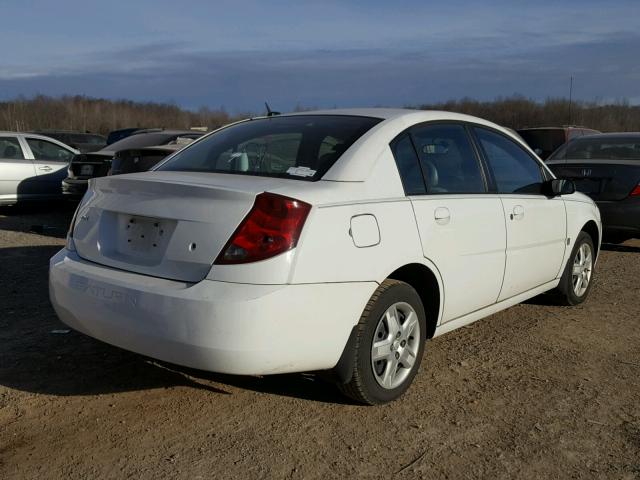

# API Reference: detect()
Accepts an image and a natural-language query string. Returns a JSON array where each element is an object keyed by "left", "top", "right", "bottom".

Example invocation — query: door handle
[
  {"left": 510, "top": 205, "right": 525, "bottom": 221},
  {"left": 434, "top": 207, "right": 451, "bottom": 225},
  {"left": 38, "top": 166, "right": 53, "bottom": 172}
]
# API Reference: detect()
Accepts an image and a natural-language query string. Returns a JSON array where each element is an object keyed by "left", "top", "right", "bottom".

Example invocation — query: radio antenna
[
  {"left": 265, "top": 102, "right": 281, "bottom": 117},
  {"left": 568, "top": 76, "right": 573, "bottom": 126}
]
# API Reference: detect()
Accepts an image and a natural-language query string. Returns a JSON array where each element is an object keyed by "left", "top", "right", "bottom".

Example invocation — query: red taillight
[
  {"left": 214, "top": 192, "right": 311, "bottom": 265},
  {"left": 630, "top": 184, "right": 640, "bottom": 197}
]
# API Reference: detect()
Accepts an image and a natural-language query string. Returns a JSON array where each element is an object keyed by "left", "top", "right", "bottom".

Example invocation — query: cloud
[{"left": 1, "top": 32, "right": 639, "bottom": 112}]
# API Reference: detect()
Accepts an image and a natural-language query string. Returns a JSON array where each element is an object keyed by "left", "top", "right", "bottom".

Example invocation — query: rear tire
[
  {"left": 556, "top": 231, "right": 595, "bottom": 306},
  {"left": 337, "top": 279, "right": 426, "bottom": 405}
]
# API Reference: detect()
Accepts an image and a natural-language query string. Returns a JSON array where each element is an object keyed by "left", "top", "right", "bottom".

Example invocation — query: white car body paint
[{"left": 49, "top": 109, "right": 602, "bottom": 375}]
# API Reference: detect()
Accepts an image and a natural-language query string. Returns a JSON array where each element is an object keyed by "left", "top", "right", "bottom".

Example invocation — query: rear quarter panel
[{"left": 291, "top": 199, "right": 425, "bottom": 284}]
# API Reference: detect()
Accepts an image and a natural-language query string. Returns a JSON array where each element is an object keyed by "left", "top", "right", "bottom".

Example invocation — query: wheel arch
[
  {"left": 332, "top": 260, "right": 443, "bottom": 385},
  {"left": 581, "top": 220, "right": 600, "bottom": 259},
  {"left": 386, "top": 262, "right": 442, "bottom": 339}
]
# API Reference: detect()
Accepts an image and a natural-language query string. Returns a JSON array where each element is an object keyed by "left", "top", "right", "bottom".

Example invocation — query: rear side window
[
  {"left": 0, "top": 137, "right": 25, "bottom": 160},
  {"left": 159, "top": 115, "right": 382, "bottom": 181},
  {"left": 391, "top": 134, "right": 426, "bottom": 195},
  {"left": 409, "top": 123, "right": 485, "bottom": 194},
  {"left": 475, "top": 127, "right": 544, "bottom": 194},
  {"left": 26, "top": 138, "right": 74, "bottom": 162}
]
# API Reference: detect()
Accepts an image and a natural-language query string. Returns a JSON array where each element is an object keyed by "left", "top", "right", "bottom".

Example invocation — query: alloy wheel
[{"left": 371, "top": 302, "right": 421, "bottom": 389}]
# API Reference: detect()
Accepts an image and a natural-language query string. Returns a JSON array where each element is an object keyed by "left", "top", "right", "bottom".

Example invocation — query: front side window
[
  {"left": 159, "top": 115, "right": 382, "bottom": 181},
  {"left": 391, "top": 134, "right": 426, "bottom": 195},
  {"left": 26, "top": 138, "right": 74, "bottom": 162},
  {"left": 0, "top": 137, "right": 25, "bottom": 160},
  {"left": 409, "top": 123, "right": 485, "bottom": 193},
  {"left": 475, "top": 127, "right": 544, "bottom": 194}
]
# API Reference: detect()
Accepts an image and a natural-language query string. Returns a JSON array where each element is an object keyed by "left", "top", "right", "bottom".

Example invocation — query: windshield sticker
[{"left": 286, "top": 166, "right": 316, "bottom": 177}]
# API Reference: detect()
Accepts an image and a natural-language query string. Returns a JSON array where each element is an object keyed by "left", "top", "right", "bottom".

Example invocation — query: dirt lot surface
[{"left": 1, "top": 204, "right": 639, "bottom": 479}]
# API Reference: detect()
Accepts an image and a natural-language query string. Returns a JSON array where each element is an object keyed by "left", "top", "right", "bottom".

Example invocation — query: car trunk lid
[
  {"left": 548, "top": 160, "right": 640, "bottom": 201},
  {"left": 72, "top": 172, "right": 291, "bottom": 282},
  {"left": 69, "top": 152, "right": 114, "bottom": 179}
]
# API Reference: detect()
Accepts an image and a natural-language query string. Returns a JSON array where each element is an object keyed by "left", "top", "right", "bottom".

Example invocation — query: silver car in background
[{"left": 0, "top": 132, "right": 78, "bottom": 205}]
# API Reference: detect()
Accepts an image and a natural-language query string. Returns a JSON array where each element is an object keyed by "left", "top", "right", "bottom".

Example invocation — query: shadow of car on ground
[{"left": 0, "top": 244, "right": 350, "bottom": 404}]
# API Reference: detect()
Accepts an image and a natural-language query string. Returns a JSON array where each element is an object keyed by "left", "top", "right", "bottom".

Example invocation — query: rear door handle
[
  {"left": 434, "top": 207, "right": 451, "bottom": 225},
  {"left": 38, "top": 166, "right": 53, "bottom": 172},
  {"left": 510, "top": 205, "right": 524, "bottom": 221}
]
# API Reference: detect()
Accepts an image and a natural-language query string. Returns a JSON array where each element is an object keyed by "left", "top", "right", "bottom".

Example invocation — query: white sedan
[
  {"left": 49, "top": 109, "right": 601, "bottom": 404},
  {"left": 0, "top": 132, "right": 78, "bottom": 205}
]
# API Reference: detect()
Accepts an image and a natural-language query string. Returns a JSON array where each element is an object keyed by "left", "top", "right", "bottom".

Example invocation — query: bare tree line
[
  {"left": 416, "top": 96, "right": 640, "bottom": 132},
  {"left": 0, "top": 95, "right": 237, "bottom": 134},
  {"left": 1, "top": 94, "right": 639, "bottom": 135}
]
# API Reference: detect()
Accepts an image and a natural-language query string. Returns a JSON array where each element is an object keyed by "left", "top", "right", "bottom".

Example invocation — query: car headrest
[{"left": 3, "top": 145, "right": 19, "bottom": 158}]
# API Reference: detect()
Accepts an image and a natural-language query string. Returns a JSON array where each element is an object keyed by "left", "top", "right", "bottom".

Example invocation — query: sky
[{"left": 1, "top": 0, "right": 639, "bottom": 112}]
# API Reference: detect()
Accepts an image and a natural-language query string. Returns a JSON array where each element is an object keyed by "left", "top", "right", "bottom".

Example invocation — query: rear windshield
[
  {"left": 157, "top": 115, "right": 382, "bottom": 181},
  {"left": 549, "top": 136, "right": 640, "bottom": 160},
  {"left": 103, "top": 132, "right": 188, "bottom": 151}
]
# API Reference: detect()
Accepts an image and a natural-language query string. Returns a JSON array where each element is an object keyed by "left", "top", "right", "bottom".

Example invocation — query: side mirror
[{"left": 543, "top": 178, "right": 575, "bottom": 197}]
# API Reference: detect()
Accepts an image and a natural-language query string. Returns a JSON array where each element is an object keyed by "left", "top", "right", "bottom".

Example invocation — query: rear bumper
[
  {"left": 49, "top": 249, "right": 375, "bottom": 375},
  {"left": 596, "top": 197, "right": 640, "bottom": 238},
  {"left": 62, "top": 177, "right": 88, "bottom": 197}
]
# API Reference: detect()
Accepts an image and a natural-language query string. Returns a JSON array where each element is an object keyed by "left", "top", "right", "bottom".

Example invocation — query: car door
[
  {"left": 0, "top": 135, "right": 37, "bottom": 202},
  {"left": 24, "top": 136, "right": 75, "bottom": 197},
  {"left": 391, "top": 123, "right": 507, "bottom": 323},
  {"left": 472, "top": 126, "right": 567, "bottom": 300}
]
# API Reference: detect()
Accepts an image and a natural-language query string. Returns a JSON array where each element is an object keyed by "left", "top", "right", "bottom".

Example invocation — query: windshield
[
  {"left": 157, "top": 115, "right": 382, "bottom": 181},
  {"left": 549, "top": 136, "right": 640, "bottom": 160},
  {"left": 517, "top": 129, "right": 565, "bottom": 159}
]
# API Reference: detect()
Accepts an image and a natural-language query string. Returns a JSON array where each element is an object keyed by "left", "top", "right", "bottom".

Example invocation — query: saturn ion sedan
[{"left": 49, "top": 109, "right": 601, "bottom": 404}]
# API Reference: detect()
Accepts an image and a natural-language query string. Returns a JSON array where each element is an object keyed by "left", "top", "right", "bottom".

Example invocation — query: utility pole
[{"left": 568, "top": 76, "right": 573, "bottom": 126}]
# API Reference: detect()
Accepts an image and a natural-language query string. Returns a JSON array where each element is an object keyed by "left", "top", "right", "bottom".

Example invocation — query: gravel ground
[{"left": 1, "top": 203, "right": 639, "bottom": 479}]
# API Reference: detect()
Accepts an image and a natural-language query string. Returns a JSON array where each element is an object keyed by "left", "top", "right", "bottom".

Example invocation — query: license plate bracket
[
  {"left": 80, "top": 164, "right": 94, "bottom": 176},
  {"left": 123, "top": 215, "right": 166, "bottom": 254}
]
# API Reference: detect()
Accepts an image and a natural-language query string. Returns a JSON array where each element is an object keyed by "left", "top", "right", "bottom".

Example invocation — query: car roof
[
  {"left": 30, "top": 129, "right": 104, "bottom": 135},
  {"left": 517, "top": 126, "right": 599, "bottom": 131},
  {"left": 130, "top": 128, "right": 201, "bottom": 136},
  {"left": 272, "top": 107, "right": 494, "bottom": 122},
  {"left": 0, "top": 131, "right": 70, "bottom": 141}
]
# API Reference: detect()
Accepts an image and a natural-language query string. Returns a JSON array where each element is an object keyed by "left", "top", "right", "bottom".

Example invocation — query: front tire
[
  {"left": 556, "top": 231, "right": 595, "bottom": 305},
  {"left": 337, "top": 279, "right": 426, "bottom": 405}
]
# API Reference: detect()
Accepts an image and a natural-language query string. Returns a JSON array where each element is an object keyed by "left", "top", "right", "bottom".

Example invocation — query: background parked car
[
  {"left": 0, "top": 132, "right": 78, "bottom": 205},
  {"left": 106, "top": 127, "right": 149, "bottom": 145},
  {"left": 547, "top": 133, "right": 640, "bottom": 242},
  {"left": 63, "top": 129, "right": 204, "bottom": 197},
  {"left": 518, "top": 126, "right": 600, "bottom": 159},
  {"left": 30, "top": 130, "right": 106, "bottom": 153}
]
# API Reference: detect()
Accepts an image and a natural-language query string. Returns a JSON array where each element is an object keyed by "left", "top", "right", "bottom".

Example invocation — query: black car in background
[
  {"left": 63, "top": 129, "right": 204, "bottom": 198},
  {"left": 517, "top": 127, "right": 600, "bottom": 159},
  {"left": 547, "top": 133, "right": 640, "bottom": 242},
  {"left": 30, "top": 130, "right": 107, "bottom": 153}
]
